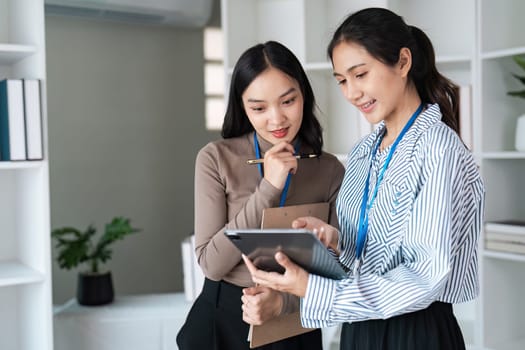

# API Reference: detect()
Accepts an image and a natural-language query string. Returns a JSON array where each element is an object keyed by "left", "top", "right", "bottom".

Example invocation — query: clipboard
[
  {"left": 239, "top": 202, "right": 333, "bottom": 348},
  {"left": 260, "top": 202, "right": 329, "bottom": 230}
]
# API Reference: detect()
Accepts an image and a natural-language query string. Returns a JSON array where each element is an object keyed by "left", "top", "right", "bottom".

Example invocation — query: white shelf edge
[
  {"left": 302, "top": 56, "right": 472, "bottom": 70},
  {"left": 481, "top": 46, "right": 525, "bottom": 60},
  {"left": 304, "top": 62, "right": 332, "bottom": 71},
  {"left": 436, "top": 55, "right": 472, "bottom": 64},
  {"left": 0, "top": 43, "right": 38, "bottom": 64},
  {"left": 482, "top": 249, "right": 525, "bottom": 262},
  {"left": 481, "top": 152, "right": 525, "bottom": 159},
  {"left": 0, "top": 161, "right": 44, "bottom": 170},
  {"left": 0, "top": 261, "right": 45, "bottom": 287}
]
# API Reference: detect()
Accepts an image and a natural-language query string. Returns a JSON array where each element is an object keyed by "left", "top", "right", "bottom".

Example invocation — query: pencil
[{"left": 246, "top": 153, "right": 319, "bottom": 164}]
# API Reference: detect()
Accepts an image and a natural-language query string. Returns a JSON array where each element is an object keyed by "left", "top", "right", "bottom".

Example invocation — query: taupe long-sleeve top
[{"left": 194, "top": 131, "right": 345, "bottom": 288}]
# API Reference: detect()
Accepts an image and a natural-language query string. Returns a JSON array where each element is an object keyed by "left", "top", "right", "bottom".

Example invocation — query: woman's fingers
[
  {"left": 242, "top": 253, "right": 308, "bottom": 297},
  {"left": 263, "top": 142, "right": 299, "bottom": 189}
]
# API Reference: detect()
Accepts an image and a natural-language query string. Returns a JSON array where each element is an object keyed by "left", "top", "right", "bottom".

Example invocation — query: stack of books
[
  {"left": 0, "top": 79, "right": 44, "bottom": 161},
  {"left": 485, "top": 220, "right": 525, "bottom": 255}
]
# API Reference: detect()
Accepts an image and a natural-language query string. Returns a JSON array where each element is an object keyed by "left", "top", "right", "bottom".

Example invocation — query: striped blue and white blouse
[{"left": 300, "top": 104, "right": 485, "bottom": 328}]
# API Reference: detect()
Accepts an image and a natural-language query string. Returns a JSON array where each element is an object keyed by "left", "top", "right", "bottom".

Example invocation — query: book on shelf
[
  {"left": 486, "top": 232, "right": 525, "bottom": 245},
  {"left": 485, "top": 220, "right": 525, "bottom": 254},
  {"left": 22, "top": 79, "right": 44, "bottom": 160},
  {"left": 485, "top": 240, "right": 525, "bottom": 255},
  {"left": 0, "top": 79, "right": 26, "bottom": 161},
  {"left": 484, "top": 220, "right": 525, "bottom": 235}
]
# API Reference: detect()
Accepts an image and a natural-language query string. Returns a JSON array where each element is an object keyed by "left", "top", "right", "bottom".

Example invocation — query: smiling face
[
  {"left": 331, "top": 40, "right": 413, "bottom": 127},
  {"left": 241, "top": 67, "right": 304, "bottom": 145}
]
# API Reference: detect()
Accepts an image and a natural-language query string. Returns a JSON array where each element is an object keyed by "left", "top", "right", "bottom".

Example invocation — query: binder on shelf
[
  {"left": 0, "top": 79, "right": 26, "bottom": 161},
  {"left": 181, "top": 236, "right": 195, "bottom": 302},
  {"left": 180, "top": 234, "right": 205, "bottom": 302},
  {"left": 22, "top": 79, "right": 44, "bottom": 160},
  {"left": 249, "top": 202, "right": 329, "bottom": 348}
]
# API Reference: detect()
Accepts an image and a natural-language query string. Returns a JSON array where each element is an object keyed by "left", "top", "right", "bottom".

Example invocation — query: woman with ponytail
[{"left": 242, "top": 7, "right": 485, "bottom": 350}]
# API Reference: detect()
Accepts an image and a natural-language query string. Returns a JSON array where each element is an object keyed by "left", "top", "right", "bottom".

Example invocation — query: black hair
[
  {"left": 327, "top": 7, "right": 459, "bottom": 133},
  {"left": 221, "top": 40, "right": 323, "bottom": 154}
]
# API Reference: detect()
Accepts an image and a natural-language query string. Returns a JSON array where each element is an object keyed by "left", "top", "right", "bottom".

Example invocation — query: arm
[
  {"left": 193, "top": 144, "right": 281, "bottom": 280},
  {"left": 194, "top": 142, "right": 299, "bottom": 281}
]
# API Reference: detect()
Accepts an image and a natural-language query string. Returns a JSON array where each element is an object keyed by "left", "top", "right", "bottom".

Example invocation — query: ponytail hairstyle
[
  {"left": 221, "top": 41, "right": 323, "bottom": 155},
  {"left": 327, "top": 7, "right": 459, "bottom": 133}
]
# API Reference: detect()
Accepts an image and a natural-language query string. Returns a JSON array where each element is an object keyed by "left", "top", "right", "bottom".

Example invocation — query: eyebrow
[
  {"left": 333, "top": 63, "right": 366, "bottom": 77},
  {"left": 246, "top": 87, "right": 296, "bottom": 103}
]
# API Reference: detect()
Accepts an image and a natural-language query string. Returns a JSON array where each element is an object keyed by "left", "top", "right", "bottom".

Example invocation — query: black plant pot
[{"left": 77, "top": 271, "right": 114, "bottom": 306}]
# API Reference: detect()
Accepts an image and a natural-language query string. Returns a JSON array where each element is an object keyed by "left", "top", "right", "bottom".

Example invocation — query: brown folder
[{"left": 249, "top": 202, "right": 329, "bottom": 348}]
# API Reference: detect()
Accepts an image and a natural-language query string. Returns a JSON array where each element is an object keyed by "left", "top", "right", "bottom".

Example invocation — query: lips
[
  {"left": 271, "top": 128, "right": 289, "bottom": 138},
  {"left": 359, "top": 99, "right": 376, "bottom": 113}
]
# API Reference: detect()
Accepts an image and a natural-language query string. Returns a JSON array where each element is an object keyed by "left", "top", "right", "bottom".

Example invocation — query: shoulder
[
  {"left": 411, "top": 104, "right": 467, "bottom": 158},
  {"left": 414, "top": 114, "right": 481, "bottom": 185},
  {"left": 318, "top": 151, "right": 345, "bottom": 175},
  {"left": 197, "top": 135, "right": 251, "bottom": 164}
]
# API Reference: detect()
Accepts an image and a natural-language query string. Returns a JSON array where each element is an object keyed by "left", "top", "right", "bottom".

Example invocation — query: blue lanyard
[
  {"left": 253, "top": 133, "right": 297, "bottom": 207},
  {"left": 354, "top": 103, "right": 424, "bottom": 270}
]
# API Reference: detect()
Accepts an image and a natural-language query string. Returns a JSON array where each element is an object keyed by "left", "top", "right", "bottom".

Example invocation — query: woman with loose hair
[
  {"left": 177, "top": 40, "right": 344, "bottom": 350},
  {"left": 243, "top": 8, "right": 485, "bottom": 350}
]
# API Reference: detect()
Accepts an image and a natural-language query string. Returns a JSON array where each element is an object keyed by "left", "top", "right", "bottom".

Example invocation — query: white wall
[{"left": 45, "top": 1, "right": 221, "bottom": 304}]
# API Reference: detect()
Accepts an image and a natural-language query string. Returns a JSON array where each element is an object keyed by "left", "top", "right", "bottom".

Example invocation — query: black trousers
[
  {"left": 176, "top": 278, "right": 323, "bottom": 350},
  {"left": 340, "top": 301, "right": 466, "bottom": 350}
]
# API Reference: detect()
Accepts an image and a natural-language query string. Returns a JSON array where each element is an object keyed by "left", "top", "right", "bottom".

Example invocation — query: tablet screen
[{"left": 225, "top": 228, "right": 347, "bottom": 280}]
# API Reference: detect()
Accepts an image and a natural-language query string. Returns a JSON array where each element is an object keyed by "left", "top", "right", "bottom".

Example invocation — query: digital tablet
[{"left": 225, "top": 228, "right": 347, "bottom": 280}]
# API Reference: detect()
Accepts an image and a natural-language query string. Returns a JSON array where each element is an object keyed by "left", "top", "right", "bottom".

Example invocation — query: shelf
[
  {"left": 0, "top": 261, "right": 45, "bottom": 287},
  {"left": 0, "top": 161, "right": 44, "bottom": 170},
  {"left": 481, "top": 46, "right": 525, "bottom": 60},
  {"left": 481, "top": 152, "right": 525, "bottom": 159},
  {"left": 304, "top": 62, "right": 332, "bottom": 71},
  {"left": 482, "top": 249, "right": 525, "bottom": 263},
  {"left": 436, "top": 54, "right": 472, "bottom": 64},
  {"left": 0, "top": 43, "right": 37, "bottom": 64}
]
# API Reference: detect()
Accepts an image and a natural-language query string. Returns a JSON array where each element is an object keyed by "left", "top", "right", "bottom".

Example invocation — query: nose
[
  {"left": 342, "top": 81, "right": 362, "bottom": 103},
  {"left": 268, "top": 106, "right": 286, "bottom": 124}
]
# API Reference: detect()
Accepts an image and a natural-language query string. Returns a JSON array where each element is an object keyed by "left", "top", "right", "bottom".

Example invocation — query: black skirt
[
  {"left": 340, "top": 301, "right": 465, "bottom": 350},
  {"left": 176, "top": 278, "right": 322, "bottom": 350}
]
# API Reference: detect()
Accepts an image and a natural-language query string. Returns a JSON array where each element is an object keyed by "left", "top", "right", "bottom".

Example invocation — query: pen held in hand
[{"left": 246, "top": 153, "right": 319, "bottom": 165}]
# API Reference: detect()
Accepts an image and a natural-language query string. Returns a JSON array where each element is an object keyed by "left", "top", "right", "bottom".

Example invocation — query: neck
[
  {"left": 379, "top": 99, "right": 421, "bottom": 151},
  {"left": 381, "top": 93, "right": 422, "bottom": 150}
]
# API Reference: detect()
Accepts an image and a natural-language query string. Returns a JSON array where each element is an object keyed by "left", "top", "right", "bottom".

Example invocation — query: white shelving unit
[
  {"left": 221, "top": 0, "right": 525, "bottom": 349},
  {"left": 478, "top": 1, "right": 525, "bottom": 349},
  {"left": 0, "top": 1, "right": 53, "bottom": 349}
]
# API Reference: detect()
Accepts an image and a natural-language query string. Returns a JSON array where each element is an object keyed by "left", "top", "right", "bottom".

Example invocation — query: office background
[{"left": 46, "top": 0, "right": 221, "bottom": 304}]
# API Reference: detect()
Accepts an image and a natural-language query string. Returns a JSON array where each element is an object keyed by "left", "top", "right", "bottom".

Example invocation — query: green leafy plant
[
  {"left": 52, "top": 217, "right": 140, "bottom": 274},
  {"left": 508, "top": 54, "right": 525, "bottom": 99}
]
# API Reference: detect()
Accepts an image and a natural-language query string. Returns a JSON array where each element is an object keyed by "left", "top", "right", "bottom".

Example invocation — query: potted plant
[
  {"left": 507, "top": 54, "right": 525, "bottom": 151},
  {"left": 52, "top": 216, "right": 140, "bottom": 306}
]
